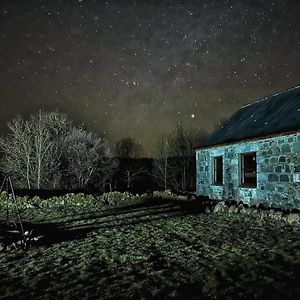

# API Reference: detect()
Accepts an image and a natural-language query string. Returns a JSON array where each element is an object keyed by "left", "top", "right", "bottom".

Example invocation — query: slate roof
[{"left": 198, "top": 85, "right": 300, "bottom": 148}]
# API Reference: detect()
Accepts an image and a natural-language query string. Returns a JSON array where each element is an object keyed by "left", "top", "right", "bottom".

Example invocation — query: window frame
[
  {"left": 240, "top": 152, "right": 257, "bottom": 188},
  {"left": 212, "top": 156, "right": 223, "bottom": 185}
]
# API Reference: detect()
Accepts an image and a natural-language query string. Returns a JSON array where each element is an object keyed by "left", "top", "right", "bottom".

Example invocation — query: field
[{"left": 0, "top": 198, "right": 300, "bottom": 299}]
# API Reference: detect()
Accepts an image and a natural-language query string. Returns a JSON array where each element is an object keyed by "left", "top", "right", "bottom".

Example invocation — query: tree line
[
  {"left": 0, "top": 111, "right": 207, "bottom": 193},
  {"left": 112, "top": 125, "right": 207, "bottom": 192},
  {"left": 0, "top": 111, "right": 117, "bottom": 191}
]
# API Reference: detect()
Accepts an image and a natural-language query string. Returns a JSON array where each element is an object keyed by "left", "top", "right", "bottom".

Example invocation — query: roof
[{"left": 197, "top": 85, "right": 300, "bottom": 149}]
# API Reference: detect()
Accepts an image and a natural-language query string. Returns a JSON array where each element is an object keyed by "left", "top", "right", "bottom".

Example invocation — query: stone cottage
[{"left": 195, "top": 86, "right": 300, "bottom": 209}]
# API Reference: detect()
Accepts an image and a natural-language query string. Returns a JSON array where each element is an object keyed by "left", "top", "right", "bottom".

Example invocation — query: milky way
[{"left": 0, "top": 0, "right": 299, "bottom": 155}]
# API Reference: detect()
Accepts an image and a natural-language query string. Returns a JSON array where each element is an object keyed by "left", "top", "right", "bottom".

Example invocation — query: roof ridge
[{"left": 242, "top": 85, "right": 300, "bottom": 109}]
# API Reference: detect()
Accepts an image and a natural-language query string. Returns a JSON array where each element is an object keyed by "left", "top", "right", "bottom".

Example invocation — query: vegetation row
[
  {"left": 0, "top": 191, "right": 149, "bottom": 209},
  {"left": 0, "top": 110, "right": 208, "bottom": 193}
]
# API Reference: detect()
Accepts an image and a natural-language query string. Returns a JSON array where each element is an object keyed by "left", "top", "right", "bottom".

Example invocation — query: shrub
[
  {"left": 0, "top": 192, "right": 149, "bottom": 210},
  {"left": 153, "top": 190, "right": 178, "bottom": 200},
  {"left": 100, "top": 191, "right": 145, "bottom": 206},
  {"left": 0, "top": 193, "right": 104, "bottom": 209}
]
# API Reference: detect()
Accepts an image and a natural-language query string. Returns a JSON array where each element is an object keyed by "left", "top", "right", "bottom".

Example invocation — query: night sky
[{"left": 0, "top": 0, "right": 299, "bottom": 156}]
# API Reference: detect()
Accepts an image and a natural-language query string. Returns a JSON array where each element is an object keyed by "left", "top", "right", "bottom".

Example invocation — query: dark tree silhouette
[{"left": 115, "top": 137, "right": 143, "bottom": 158}]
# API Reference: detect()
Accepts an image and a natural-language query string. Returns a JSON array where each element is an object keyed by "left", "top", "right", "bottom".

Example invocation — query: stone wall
[{"left": 196, "top": 132, "right": 300, "bottom": 209}]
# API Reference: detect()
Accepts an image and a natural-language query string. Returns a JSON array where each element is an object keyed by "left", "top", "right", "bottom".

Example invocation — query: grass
[{"left": 0, "top": 199, "right": 300, "bottom": 299}]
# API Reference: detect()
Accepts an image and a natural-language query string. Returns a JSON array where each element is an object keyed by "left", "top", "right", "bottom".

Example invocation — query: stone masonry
[{"left": 196, "top": 132, "right": 300, "bottom": 209}]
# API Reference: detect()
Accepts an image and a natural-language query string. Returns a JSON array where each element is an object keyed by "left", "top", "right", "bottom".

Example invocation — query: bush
[
  {"left": 0, "top": 193, "right": 104, "bottom": 209},
  {"left": 153, "top": 190, "right": 178, "bottom": 200},
  {"left": 100, "top": 192, "right": 146, "bottom": 206},
  {"left": 0, "top": 191, "right": 148, "bottom": 209}
]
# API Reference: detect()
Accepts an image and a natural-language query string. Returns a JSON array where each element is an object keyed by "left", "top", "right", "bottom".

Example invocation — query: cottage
[{"left": 195, "top": 86, "right": 300, "bottom": 209}]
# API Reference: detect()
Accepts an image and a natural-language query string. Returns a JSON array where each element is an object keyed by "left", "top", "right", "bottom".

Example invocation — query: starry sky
[{"left": 0, "top": 0, "right": 299, "bottom": 156}]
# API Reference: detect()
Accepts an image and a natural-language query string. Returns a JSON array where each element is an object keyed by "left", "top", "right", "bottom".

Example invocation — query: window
[
  {"left": 213, "top": 156, "right": 223, "bottom": 184},
  {"left": 240, "top": 152, "right": 257, "bottom": 187}
]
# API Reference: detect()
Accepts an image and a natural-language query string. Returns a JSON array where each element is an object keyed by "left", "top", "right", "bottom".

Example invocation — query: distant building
[{"left": 195, "top": 86, "right": 300, "bottom": 209}]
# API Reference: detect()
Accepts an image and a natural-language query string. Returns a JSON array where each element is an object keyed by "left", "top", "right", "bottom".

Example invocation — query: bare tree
[
  {"left": 0, "top": 117, "right": 33, "bottom": 188},
  {"left": 152, "top": 135, "right": 176, "bottom": 191},
  {"left": 92, "top": 150, "right": 119, "bottom": 192},
  {"left": 121, "top": 161, "right": 145, "bottom": 190},
  {"left": 169, "top": 124, "right": 189, "bottom": 191},
  {"left": 0, "top": 111, "right": 71, "bottom": 189},
  {"left": 115, "top": 137, "right": 143, "bottom": 158},
  {"left": 0, "top": 111, "right": 117, "bottom": 191},
  {"left": 31, "top": 113, "right": 53, "bottom": 189},
  {"left": 100, "top": 158, "right": 119, "bottom": 192},
  {"left": 62, "top": 128, "right": 116, "bottom": 190},
  {"left": 167, "top": 124, "right": 207, "bottom": 192}
]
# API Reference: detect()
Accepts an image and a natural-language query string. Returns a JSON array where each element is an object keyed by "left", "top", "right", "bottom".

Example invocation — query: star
[{"left": 0, "top": 0, "right": 298, "bottom": 156}]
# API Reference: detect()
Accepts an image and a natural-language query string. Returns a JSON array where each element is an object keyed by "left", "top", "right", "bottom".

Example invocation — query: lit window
[
  {"left": 240, "top": 152, "right": 257, "bottom": 187},
  {"left": 213, "top": 156, "right": 223, "bottom": 184}
]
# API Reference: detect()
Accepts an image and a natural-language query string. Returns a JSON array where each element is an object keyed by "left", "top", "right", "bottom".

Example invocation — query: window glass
[
  {"left": 213, "top": 156, "right": 223, "bottom": 184},
  {"left": 241, "top": 152, "right": 257, "bottom": 187}
]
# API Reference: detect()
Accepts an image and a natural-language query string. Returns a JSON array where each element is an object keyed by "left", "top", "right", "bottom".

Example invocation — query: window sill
[
  {"left": 211, "top": 183, "right": 224, "bottom": 186},
  {"left": 239, "top": 184, "right": 257, "bottom": 189}
]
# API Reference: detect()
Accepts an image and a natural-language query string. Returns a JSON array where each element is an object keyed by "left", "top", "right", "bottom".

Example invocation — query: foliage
[
  {"left": 100, "top": 191, "right": 147, "bottom": 206},
  {"left": 0, "top": 191, "right": 148, "bottom": 210},
  {"left": 153, "top": 190, "right": 178, "bottom": 200},
  {"left": 0, "top": 202, "right": 299, "bottom": 299}
]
